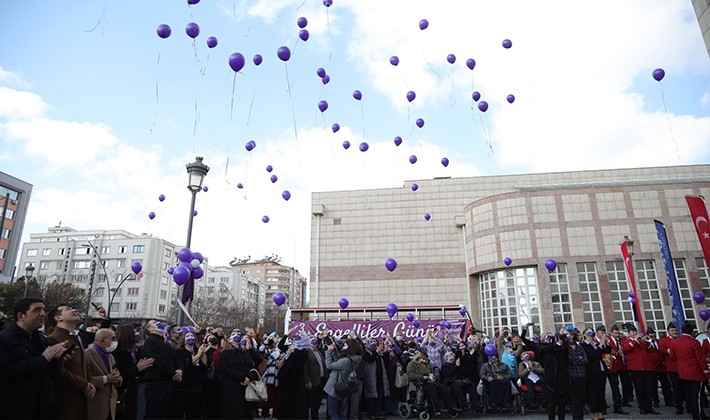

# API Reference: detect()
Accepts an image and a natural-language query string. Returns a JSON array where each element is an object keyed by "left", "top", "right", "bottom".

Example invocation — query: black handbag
[{"left": 334, "top": 356, "right": 358, "bottom": 398}]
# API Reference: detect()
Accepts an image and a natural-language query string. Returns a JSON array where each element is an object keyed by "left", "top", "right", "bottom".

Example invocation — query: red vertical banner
[
  {"left": 685, "top": 195, "right": 710, "bottom": 265},
  {"left": 620, "top": 240, "right": 646, "bottom": 333}
]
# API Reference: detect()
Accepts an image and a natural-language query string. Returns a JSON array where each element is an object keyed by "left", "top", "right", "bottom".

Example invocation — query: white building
[{"left": 196, "top": 265, "right": 266, "bottom": 319}]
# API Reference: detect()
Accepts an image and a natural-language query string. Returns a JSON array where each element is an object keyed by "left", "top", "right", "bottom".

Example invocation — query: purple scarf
[{"left": 93, "top": 343, "right": 111, "bottom": 372}]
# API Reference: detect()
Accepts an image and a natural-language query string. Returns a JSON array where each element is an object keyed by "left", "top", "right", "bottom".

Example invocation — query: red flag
[
  {"left": 620, "top": 240, "right": 646, "bottom": 333},
  {"left": 685, "top": 195, "right": 710, "bottom": 265}
]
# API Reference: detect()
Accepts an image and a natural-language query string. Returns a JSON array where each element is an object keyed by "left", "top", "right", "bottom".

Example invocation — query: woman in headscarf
[
  {"left": 324, "top": 338, "right": 363, "bottom": 420},
  {"left": 218, "top": 332, "right": 263, "bottom": 419},
  {"left": 277, "top": 329, "right": 310, "bottom": 419}
]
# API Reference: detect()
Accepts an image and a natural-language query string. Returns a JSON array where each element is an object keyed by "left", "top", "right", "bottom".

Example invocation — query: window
[
  {"left": 101, "top": 246, "right": 110, "bottom": 254},
  {"left": 127, "top": 287, "right": 139, "bottom": 296},
  {"left": 118, "top": 246, "right": 127, "bottom": 254},
  {"left": 110, "top": 303, "right": 119, "bottom": 313},
  {"left": 479, "top": 267, "right": 539, "bottom": 333},
  {"left": 56, "top": 261, "right": 63, "bottom": 269},
  {"left": 607, "top": 260, "right": 636, "bottom": 326},
  {"left": 161, "top": 276, "right": 168, "bottom": 285},
  {"left": 636, "top": 259, "right": 665, "bottom": 333},
  {"left": 75, "top": 247, "right": 91, "bottom": 255},
  {"left": 578, "top": 262, "right": 604, "bottom": 326},
  {"left": 158, "top": 304, "right": 166, "bottom": 313},
  {"left": 26, "top": 249, "right": 38, "bottom": 257},
  {"left": 71, "top": 275, "right": 87, "bottom": 283},
  {"left": 165, "top": 248, "right": 172, "bottom": 258},
  {"left": 95, "top": 288, "right": 105, "bottom": 297},
  {"left": 208, "top": 277, "right": 215, "bottom": 283},
  {"left": 160, "top": 290, "right": 167, "bottom": 299},
  {"left": 42, "top": 248, "right": 51, "bottom": 256},
  {"left": 220, "top": 277, "right": 229, "bottom": 284},
  {"left": 116, "top": 259, "right": 125, "bottom": 268},
  {"left": 73, "top": 261, "right": 91, "bottom": 269},
  {"left": 101, "top": 260, "right": 107, "bottom": 267},
  {"left": 40, "top": 261, "right": 49, "bottom": 269},
  {"left": 125, "top": 302, "right": 137, "bottom": 311},
  {"left": 115, "top": 274, "right": 123, "bottom": 283},
  {"left": 672, "top": 259, "right": 695, "bottom": 327},
  {"left": 163, "top": 262, "right": 169, "bottom": 270},
  {"left": 1, "top": 229, "right": 9, "bottom": 239},
  {"left": 3, "top": 209, "right": 14, "bottom": 219},
  {"left": 0, "top": 249, "right": 6, "bottom": 259},
  {"left": 207, "top": 286, "right": 215, "bottom": 294},
  {"left": 133, "top": 245, "right": 145, "bottom": 253},
  {"left": 549, "top": 264, "right": 573, "bottom": 331},
  {"left": 58, "top": 248, "right": 66, "bottom": 256}
]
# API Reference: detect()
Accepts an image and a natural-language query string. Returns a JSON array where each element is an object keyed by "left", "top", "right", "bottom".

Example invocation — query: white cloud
[{"left": 0, "top": 87, "right": 47, "bottom": 120}]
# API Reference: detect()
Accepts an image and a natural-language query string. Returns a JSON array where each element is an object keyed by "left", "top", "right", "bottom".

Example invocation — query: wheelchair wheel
[
  {"left": 418, "top": 411, "right": 430, "bottom": 420},
  {"left": 398, "top": 402, "right": 413, "bottom": 419}
]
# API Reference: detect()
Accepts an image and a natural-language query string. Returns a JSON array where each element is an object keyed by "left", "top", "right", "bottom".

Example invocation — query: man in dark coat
[
  {"left": 0, "top": 297, "right": 70, "bottom": 419},
  {"left": 539, "top": 333, "right": 570, "bottom": 420},
  {"left": 142, "top": 319, "right": 184, "bottom": 419}
]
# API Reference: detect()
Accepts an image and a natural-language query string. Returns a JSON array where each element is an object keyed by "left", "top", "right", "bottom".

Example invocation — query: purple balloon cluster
[{"left": 170, "top": 247, "right": 205, "bottom": 286}]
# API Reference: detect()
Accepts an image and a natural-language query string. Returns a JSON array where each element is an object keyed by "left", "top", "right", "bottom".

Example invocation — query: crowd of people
[{"left": 1, "top": 295, "right": 710, "bottom": 420}]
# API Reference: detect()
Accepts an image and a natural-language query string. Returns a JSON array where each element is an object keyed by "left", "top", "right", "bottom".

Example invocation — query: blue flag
[{"left": 655, "top": 220, "right": 685, "bottom": 328}]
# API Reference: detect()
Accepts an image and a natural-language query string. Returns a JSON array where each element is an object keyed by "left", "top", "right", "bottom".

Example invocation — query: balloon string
[
  {"left": 284, "top": 63, "right": 298, "bottom": 140},
  {"left": 193, "top": 99, "right": 199, "bottom": 141},
  {"left": 230, "top": 73, "right": 237, "bottom": 123},
  {"left": 660, "top": 84, "right": 680, "bottom": 159},
  {"left": 450, "top": 66, "right": 456, "bottom": 107},
  {"left": 246, "top": 71, "right": 258, "bottom": 126},
  {"left": 360, "top": 103, "right": 366, "bottom": 138},
  {"left": 326, "top": 8, "right": 333, "bottom": 61},
  {"left": 477, "top": 112, "right": 494, "bottom": 155},
  {"left": 150, "top": 52, "right": 161, "bottom": 135},
  {"left": 192, "top": 40, "right": 201, "bottom": 63}
]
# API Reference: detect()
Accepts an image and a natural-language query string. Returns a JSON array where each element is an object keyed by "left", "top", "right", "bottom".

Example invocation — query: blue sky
[{"left": 1, "top": 0, "right": 709, "bottom": 276}]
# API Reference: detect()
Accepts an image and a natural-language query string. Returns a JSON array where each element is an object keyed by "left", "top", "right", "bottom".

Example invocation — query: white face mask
[{"left": 107, "top": 340, "right": 118, "bottom": 353}]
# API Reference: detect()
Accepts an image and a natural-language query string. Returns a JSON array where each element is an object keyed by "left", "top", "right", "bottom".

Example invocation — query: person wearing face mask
[
  {"left": 362, "top": 338, "right": 391, "bottom": 419},
  {"left": 479, "top": 354, "right": 514, "bottom": 410},
  {"left": 421, "top": 329, "right": 446, "bottom": 378},
  {"left": 142, "top": 319, "right": 184, "bottom": 419},
  {"left": 305, "top": 334, "right": 328, "bottom": 419},
  {"left": 441, "top": 351, "right": 476, "bottom": 411},
  {"left": 113, "top": 324, "right": 153, "bottom": 420},
  {"left": 621, "top": 324, "right": 658, "bottom": 415},
  {"left": 169, "top": 331, "right": 209, "bottom": 419},
  {"left": 518, "top": 351, "right": 545, "bottom": 409},
  {"left": 407, "top": 352, "right": 460, "bottom": 415},
  {"left": 218, "top": 332, "right": 263, "bottom": 419},
  {"left": 203, "top": 334, "right": 223, "bottom": 420},
  {"left": 276, "top": 329, "right": 309, "bottom": 419},
  {"left": 538, "top": 330, "right": 571, "bottom": 420},
  {"left": 581, "top": 328, "right": 611, "bottom": 420},
  {"left": 86, "top": 328, "right": 123, "bottom": 420}
]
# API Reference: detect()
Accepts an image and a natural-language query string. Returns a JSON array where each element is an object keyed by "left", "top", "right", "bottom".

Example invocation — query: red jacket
[
  {"left": 644, "top": 339, "right": 664, "bottom": 372},
  {"left": 621, "top": 336, "right": 647, "bottom": 371},
  {"left": 658, "top": 336, "right": 677, "bottom": 373},
  {"left": 608, "top": 335, "right": 625, "bottom": 373},
  {"left": 670, "top": 334, "right": 710, "bottom": 382}
]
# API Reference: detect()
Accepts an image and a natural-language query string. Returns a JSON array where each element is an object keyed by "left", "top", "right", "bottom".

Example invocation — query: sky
[{"left": 1, "top": 0, "right": 709, "bottom": 278}]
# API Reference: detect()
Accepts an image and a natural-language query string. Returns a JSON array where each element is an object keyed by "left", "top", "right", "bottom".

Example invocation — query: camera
[{"left": 323, "top": 336, "right": 333, "bottom": 346}]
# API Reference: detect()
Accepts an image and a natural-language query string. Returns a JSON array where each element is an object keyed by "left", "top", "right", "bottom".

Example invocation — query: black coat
[
  {"left": 141, "top": 333, "right": 183, "bottom": 383},
  {"left": 538, "top": 341, "right": 570, "bottom": 394},
  {"left": 278, "top": 347, "right": 309, "bottom": 419},
  {"left": 218, "top": 347, "right": 261, "bottom": 419},
  {"left": 0, "top": 322, "right": 61, "bottom": 419}
]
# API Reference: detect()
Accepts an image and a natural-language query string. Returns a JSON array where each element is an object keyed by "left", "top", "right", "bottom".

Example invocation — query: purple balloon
[
  {"left": 411, "top": 183, "right": 419, "bottom": 191},
  {"left": 353, "top": 90, "right": 362, "bottom": 100},
  {"left": 339, "top": 298, "right": 349, "bottom": 310},
  {"left": 466, "top": 58, "right": 476, "bottom": 70},
  {"left": 359, "top": 142, "right": 369, "bottom": 152},
  {"left": 694, "top": 291, "right": 706, "bottom": 304},
  {"left": 192, "top": 252, "right": 204, "bottom": 264},
  {"left": 630, "top": 297, "right": 637, "bottom": 305},
  {"left": 438, "top": 319, "right": 446, "bottom": 327},
  {"left": 507, "top": 94, "right": 515, "bottom": 104},
  {"left": 444, "top": 321, "right": 452, "bottom": 329},
  {"left": 472, "top": 91, "right": 481, "bottom": 102},
  {"left": 484, "top": 344, "right": 497, "bottom": 357},
  {"left": 270, "top": 175, "right": 278, "bottom": 183},
  {"left": 386, "top": 302, "right": 398, "bottom": 318},
  {"left": 299, "top": 29, "right": 309, "bottom": 41},
  {"left": 237, "top": 183, "right": 243, "bottom": 189},
  {"left": 187, "top": 0, "right": 200, "bottom": 4},
  {"left": 158, "top": 194, "right": 165, "bottom": 202},
  {"left": 332, "top": 123, "right": 340, "bottom": 133},
  {"left": 504, "top": 257, "right": 512, "bottom": 266},
  {"left": 316, "top": 67, "right": 326, "bottom": 78},
  {"left": 156, "top": 24, "right": 172, "bottom": 39},
  {"left": 206, "top": 36, "right": 218, "bottom": 48},
  {"left": 318, "top": 100, "right": 328, "bottom": 112},
  {"left": 419, "top": 19, "right": 429, "bottom": 30},
  {"left": 409, "top": 155, "right": 417, "bottom": 164},
  {"left": 229, "top": 52, "right": 245, "bottom": 72},
  {"left": 266, "top": 165, "right": 273, "bottom": 172},
  {"left": 385, "top": 258, "right": 397, "bottom": 272},
  {"left": 167, "top": 267, "right": 175, "bottom": 275},
  {"left": 700, "top": 309, "right": 710, "bottom": 322},
  {"left": 173, "top": 265, "right": 191, "bottom": 285},
  {"left": 282, "top": 190, "right": 291, "bottom": 201},
  {"left": 406, "top": 91, "right": 416, "bottom": 102},
  {"left": 342, "top": 141, "right": 350, "bottom": 149},
  {"left": 178, "top": 248, "right": 193, "bottom": 263},
  {"left": 394, "top": 136, "right": 402, "bottom": 146},
  {"left": 131, "top": 261, "right": 143, "bottom": 275},
  {"left": 262, "top": 215, "right": 270, "bottom": 223},
  {"left": 545, "top": 258, "right": 557, "bottom": 271},
  {"left": 406, "top": 313, "right": 414, "bottom": 322},
  {"left": 477, "top": 101, "right": 488, "bottom": 112},
  {"left": 390, "top": 56, "right": 399, "bottom": 66},
  {"left": 202, "top": 186, "right": 208, "bottom": 192},
  {"left": 273, "top": 292, "right": 286, "bottom": 306},
  {"left": 502, "top": 39, "right": 512, "bottom": 49},
  {"left": 192, "top": 266, "right": 204, "bottom": 279},
  {"left": 277, "top": 46, "right": 291, "bottom": 62},
  {"left": 446, "top": 54, "right": 456, "bottom": 64},
  {"left": 193, "top": 210, "right": 198, "bottom": 217},
  {"left": 297, "top": 16, "right": 308, "bottom": 28},
  {"left": 441, "top": 157, "right": 449, "bottom": 167},
  {"left": 245, "top": 140, "right": 255, "bottom": 151},
  {"left": 321, "top": 75, "right": 330, "bottom": 84},
  {"left": 628, "top": 290, "right": 635, "bottom": 298},
  {"left": 652, "top": 68, "right": 665, "bottom": 82},
  {"left": 415, "top": 118, "right": 424, "bottom": 128},
  {"left": 459, "top": 308, "right": 467, "bottom": 317},
  {"left": 253, "top": 54, "right": 263, "bottom": 66},
  {"left": 413, "top": 319, "right": 421, "bottom": 329},
  {"left": 148, "top": 212, "right": 156, "bottom": 220},
  {"left": 424, "top": 213, "right": 431, "bottom": 221},
  {"left": 323, "top": 0, "right": 332, "bottom": 7},
  {"left": 185, "top": 22, "right": 200, "bottom": 39}
]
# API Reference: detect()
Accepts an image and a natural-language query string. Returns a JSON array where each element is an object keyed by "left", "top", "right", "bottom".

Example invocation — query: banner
[
  {"left": 655, "top": 220, "right": 685, "bottom": 328},
  {"left": 288, "top": 319, "right": 467, "bottom": 341},
  {"left": 620, "top": 240, "right": 646, "bottom": 333},
  {"left": 685, "top": 195, "right": 710, "bottom": 265}
]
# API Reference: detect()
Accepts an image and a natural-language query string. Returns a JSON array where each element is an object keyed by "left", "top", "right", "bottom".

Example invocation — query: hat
[
  {"left": 646, "top": 327, "right": 656, "bottom": 335},
  {"left": 522, "top": 351, "right": 534, "bottom": 361},
  {"left": 488, "top": 355, "right": 498, "bottom": 361},
  {"left": 627, "top": 325, "right": 637, "bottom": 332},
  {"left": 407, "top": 341, "right": 417, "bottom": 349},
  {"left": 667, "top": 322, "right": 676, "bottom": 329},
  {"left": 596, "top": 325, "right": 606, "bottom": 332},
  {"left": 610, "top": 324, "right": 619, "bottom": 331}
]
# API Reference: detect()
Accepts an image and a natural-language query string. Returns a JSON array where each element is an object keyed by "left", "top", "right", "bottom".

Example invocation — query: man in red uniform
[
  {"left": 608, "top": 325, "right": 629, "bottom": 414},
  {"left": 670, "top": 321, "right": 710, "bottom": 420},
  {"left": 621, "top": 325, "right": 658, "bottom": 414},
  {"left": 659, "top": 322, "right": 683, "bottom": 414},
  {"left": 645, "top": 328, "right": 669, "bottom": 408}
]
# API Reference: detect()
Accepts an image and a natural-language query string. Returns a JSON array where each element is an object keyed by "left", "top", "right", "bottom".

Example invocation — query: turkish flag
[{"left": 685, "top": 195, "right": 710, "bottom": 265}]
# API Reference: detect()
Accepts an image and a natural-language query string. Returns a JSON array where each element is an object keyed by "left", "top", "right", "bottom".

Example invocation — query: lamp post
[
  {"left": 108, "top": 273, "right": 134, "bottom": 318},
  {"left": 23, "top": 264, "right": 35, "bottom": 297},
  {"left": 177, "top": 156, "right": 210, "bottom": 325}
]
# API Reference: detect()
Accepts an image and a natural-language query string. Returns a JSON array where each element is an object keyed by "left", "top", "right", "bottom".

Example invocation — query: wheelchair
[
  {"left": 398, "top": 381, "right": 460, "bottom": 420},
  {"left": 478, "top": 378, "right": 524, "bottom": 415},
  {"left": 518, "top": 381, "right": 546, "bottom": 413}
]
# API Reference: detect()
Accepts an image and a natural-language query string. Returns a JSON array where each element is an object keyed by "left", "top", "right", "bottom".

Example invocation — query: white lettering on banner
[{"left": 289, "top": 319, "right": 467, "bottom": 340}]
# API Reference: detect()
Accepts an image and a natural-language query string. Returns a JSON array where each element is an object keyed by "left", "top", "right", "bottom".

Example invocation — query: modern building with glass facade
[{"left": 310, "top": 164, "right": 710, "bottom": 336}]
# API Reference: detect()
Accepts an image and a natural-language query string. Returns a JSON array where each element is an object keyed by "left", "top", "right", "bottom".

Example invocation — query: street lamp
[
  {"left": 624, "top": 235, "right": 634, "bottom": 257},
  {"left": 23, "top": 263, "right": 35, "bottom": 297},
  {"left": 177, "top": 156, "right": 210, "bottom": 325}
]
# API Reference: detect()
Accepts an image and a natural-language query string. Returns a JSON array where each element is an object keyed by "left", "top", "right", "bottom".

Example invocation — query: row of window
[
  {"left": 479, "top": 258, "right": 710, "bottom": 335},
  {"left": 27, "top": 245, "right": 146, "bottom": 257}
]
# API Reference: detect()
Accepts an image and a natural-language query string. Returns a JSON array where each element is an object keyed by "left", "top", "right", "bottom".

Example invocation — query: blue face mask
[
  {"left": 310, "top": 338, "right": 318, "bottom": 346},
  {"left": 185, "top": 337, "right": 195, "bottom": 345},
  {"left": 134, "top": 332, "right": 141, "bottom": 343}
]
